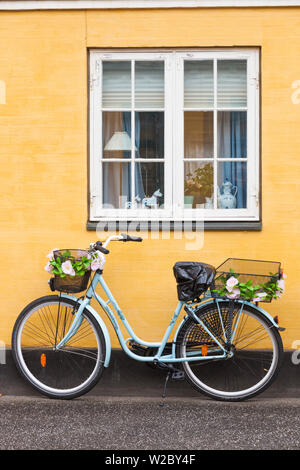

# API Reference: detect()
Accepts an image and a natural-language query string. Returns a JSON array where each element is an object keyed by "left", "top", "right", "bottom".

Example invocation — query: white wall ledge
[{"left": 1, "top": 1, "right": 300, "bottom": 11}]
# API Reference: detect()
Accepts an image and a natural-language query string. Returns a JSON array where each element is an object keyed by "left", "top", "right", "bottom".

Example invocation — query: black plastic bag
[{"left": 173, "top": 261, "right": 216, "bottom": 302}]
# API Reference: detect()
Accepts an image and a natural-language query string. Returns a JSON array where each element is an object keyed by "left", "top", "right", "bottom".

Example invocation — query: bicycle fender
[
  {"left": 241, "top": 300, "right": 280, "bottom": 328},
  {"left": 60, "top": 294, "right": 111, "bottom": 368},
  {"left": 212, "top": 299, "right": 280, "bottom": 328}
]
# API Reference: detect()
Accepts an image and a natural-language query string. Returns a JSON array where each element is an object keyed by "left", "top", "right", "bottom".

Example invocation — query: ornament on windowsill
[
  {"left": 125, "top": 195, "right": 142, "bottom": 209},
  {"left": 217, "top": 178, "right": 238, "bottom": 209},
  {"left": 142, "top": 189, "right": 163, "bottom": 209}
]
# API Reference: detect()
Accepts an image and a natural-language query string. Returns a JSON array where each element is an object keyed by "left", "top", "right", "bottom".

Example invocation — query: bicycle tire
[
  {"left": 12, "top": 295, "right": 106, "bottom": 399},
  {"left": 176, "top": 301, "right": 283, "bottom": 402}
]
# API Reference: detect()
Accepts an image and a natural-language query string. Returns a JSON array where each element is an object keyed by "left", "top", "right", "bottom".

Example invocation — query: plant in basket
[
  {"left": 45, "top": 248, "right": 105, "bottom": 293},
  {"left": 212, "top": 268, "right": 286, "bottom": 302}
]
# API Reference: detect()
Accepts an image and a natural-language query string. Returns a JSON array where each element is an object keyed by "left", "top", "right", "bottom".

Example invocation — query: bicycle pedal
[{"left": 171, "top": 370, "right": 185, "bottom": 381}]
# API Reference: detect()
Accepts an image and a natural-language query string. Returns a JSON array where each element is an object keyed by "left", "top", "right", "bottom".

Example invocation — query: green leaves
[
  {"left": 213, "top": 270, "right": 282, "bottom": 302},
  {"left": 49, "top": 250, "right": 93, "bottom": 279},
  {"left": 184, "top": 163, "right": 214, "bottom": 197}
]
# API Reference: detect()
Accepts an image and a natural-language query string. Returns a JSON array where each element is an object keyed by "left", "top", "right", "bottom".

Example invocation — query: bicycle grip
[
  {"left": 120, "top": 233, "right": 143, "bottom": 242},
  {"left": 94, "top": 241, "right": 110, "bottom": 254}
]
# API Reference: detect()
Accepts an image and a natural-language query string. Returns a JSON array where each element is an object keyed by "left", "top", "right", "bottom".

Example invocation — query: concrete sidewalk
[
  {"left": 0, "top": 395, "right": 300, "bottom": 450},
  {"left": 1, "top": 349, "right": 300, "bottom": 451}
]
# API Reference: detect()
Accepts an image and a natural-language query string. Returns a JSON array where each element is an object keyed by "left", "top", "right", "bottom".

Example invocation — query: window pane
[
  {"left": 184, "top": 61, "right": 214, "bottom": 109},
  {"left": 135, "top": 162, "right": 164, "bottom": 208},
  {"left": 102, "top": 112, "right": 131, "bottom": 159},
  {"left": 135, "top": 61, "right": 164, "bottom": 109},
  {"left": 218, "top": 161, "right": 247, "bottom": 209},
  {"left": 102, "top": 61, "right": 131, "bottom": 109},
  {"left": 136, "top": 112, "right": 164, "bottom": 159},
  {"left": 102, "top": 162, "right": 131, "bottom": 209},
  {"left": 184, "top": 162, "right": 214, "bottom": 209},
  {"left": 218, "top": 111, "right": 247, "bottom": 158},
  {"left": 184, "top": 112, "right": 213, "bottom": 158},
  {"left": 217, "top": 60, "right": 247, "bottom": 108}
]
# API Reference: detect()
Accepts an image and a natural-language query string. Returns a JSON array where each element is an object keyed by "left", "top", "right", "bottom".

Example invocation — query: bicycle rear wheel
[
  {"left": 12, "top": 295, "right": 106, "bottom": 399},
  {"left": 176, "top": 301, "right": 283, "bottom": 401}
]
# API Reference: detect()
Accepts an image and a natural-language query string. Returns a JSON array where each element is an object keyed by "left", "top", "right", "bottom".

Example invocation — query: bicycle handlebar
[{"left": 91, "top": 233, "right": 143, "bottom": 253}]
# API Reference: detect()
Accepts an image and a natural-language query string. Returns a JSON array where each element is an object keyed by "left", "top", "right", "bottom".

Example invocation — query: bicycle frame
[{"left": 56, "top": 270, "right": 231, "bottom": 365}]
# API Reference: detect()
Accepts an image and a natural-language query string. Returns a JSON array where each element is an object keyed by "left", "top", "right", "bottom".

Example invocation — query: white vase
[{"left": 204, "top": 197, "right": 213, "bottom": 209}]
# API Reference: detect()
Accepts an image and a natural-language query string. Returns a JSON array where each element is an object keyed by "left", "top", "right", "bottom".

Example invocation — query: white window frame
[
  {"left": 3, "top": 1, "right": 300, "bottom": 10},
  {"left": 89, "top": 48, "right": 260, "bottom": 223},
  {"left": 89, "top": 51, "right": 173, "bottom": 221}
]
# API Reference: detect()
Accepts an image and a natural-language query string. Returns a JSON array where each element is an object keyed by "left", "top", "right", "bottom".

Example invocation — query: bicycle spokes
[
  {"left": 16, "top": 299, "right": 103, "bottom": 393},
  {"left": 179, "top": 303, "right": 281, "bottom": 399}
]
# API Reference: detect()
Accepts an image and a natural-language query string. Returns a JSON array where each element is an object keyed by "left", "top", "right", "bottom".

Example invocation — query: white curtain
[{"left": 102, "top": 112, "right": 130, "bottom": 208}]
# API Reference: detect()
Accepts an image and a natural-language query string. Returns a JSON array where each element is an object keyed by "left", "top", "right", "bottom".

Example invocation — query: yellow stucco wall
[{"left": 0, "top": 7, "right": 299, "bottom": 349}]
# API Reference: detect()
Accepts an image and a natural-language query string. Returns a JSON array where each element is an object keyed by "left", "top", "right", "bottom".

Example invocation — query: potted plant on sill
[{"left": 184, "top": 163, "right": 214, "bottom": 208}]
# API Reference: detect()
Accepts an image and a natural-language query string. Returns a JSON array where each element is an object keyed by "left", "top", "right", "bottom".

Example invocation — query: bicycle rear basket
[
  {"left": 211, "top": 258, "right": 281, "bottom": 303},
  {"left": 49, "top": 249, "right": 91, "bottom": 294}
]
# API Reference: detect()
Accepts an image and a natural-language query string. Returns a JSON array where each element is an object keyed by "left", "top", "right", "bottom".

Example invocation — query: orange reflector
[
  {"left": 40, "top": 353, "right": 46, "bottom": 367},
  {"left": 202, "top": 345, "right": 208, "bottom": 356}
]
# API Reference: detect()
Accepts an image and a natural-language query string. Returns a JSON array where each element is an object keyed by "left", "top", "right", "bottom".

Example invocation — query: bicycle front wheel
[
  {"left": 12, "top": 295, "right": 106, "bottom": 399},
  {"left": 176, "top": 301, "right": 283, "bottom": 401}
]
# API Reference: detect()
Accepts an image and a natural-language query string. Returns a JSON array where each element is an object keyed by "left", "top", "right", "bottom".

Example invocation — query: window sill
[{"left": 86, "top": 220, "right": 262, "bottom": 231}]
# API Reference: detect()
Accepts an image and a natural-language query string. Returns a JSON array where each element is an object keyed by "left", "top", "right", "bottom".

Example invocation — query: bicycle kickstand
[{"left": 159, "top": 371, "right": 171, "bottom": 407}]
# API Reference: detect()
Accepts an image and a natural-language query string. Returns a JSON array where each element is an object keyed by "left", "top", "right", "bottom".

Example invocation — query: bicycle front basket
[
  {"left": 49, "top": 249, "right": 91, "bottom": 294},
  {"left": 50, "top": 271, "right": 91, "bottom": 294}
]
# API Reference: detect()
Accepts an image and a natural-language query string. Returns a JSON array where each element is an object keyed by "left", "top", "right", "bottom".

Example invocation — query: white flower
[
  {"left": 91, "top": 259, "right": 101, "bottom": 271},
  {"left": 47, "top": 248, "right": 59, "bottom": 261},
  {"left": 226, "top": 276, "right": 239, "bottom": 292},
  {"left": 92, "top": 251, "right": 106, "bottom": 270},
  {"left": 252, "top": 292, "right": 268, "bottom": 302},
  {"left": 44, "top": 261, "right": 53, "bottom": 273},
  {"left": 226, "top": 287, "right": 240, "bottom": 300},
  {"left": 277, "top": 279, "right": 285, "bottom": 293},
  {"left": 78, "top": 250, "right": 88, "bottom": 258},
  {"left": 61, "top": 260, "right": 75, "bottom": 276}
]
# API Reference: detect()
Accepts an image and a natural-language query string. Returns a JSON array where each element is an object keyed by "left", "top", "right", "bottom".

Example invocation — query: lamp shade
[{"left": 104, "top": 131, "right": 133, "bottom": 151}]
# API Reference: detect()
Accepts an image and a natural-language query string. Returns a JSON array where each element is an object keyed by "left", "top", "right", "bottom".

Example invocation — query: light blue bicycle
[{"left": 12, "top": 234, "right": 284, "bottom": 402}]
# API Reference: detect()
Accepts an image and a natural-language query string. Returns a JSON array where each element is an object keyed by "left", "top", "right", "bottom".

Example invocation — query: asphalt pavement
[{"left": 0, "top": 395, "right": 300, "bottom": 451}]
